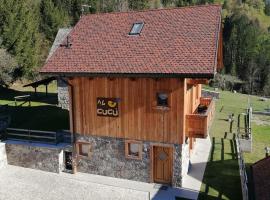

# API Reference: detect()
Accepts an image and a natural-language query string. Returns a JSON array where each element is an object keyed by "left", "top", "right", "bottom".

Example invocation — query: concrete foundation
[
  {"left": 0, "top": 143, "right": 7, "bottom": 169},
  {"left": 239, "top": 136, "right": 252, "bottom": 152}
]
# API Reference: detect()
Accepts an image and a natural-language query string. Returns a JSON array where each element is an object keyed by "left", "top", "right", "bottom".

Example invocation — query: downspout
[{"left": 59, "top": 76, "right": 77, "bottom": 174}]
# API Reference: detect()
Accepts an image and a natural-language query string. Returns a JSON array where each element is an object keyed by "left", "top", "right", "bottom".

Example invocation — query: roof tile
[{"left": 40, "top": 5, "right": 222, "bottom": 77}]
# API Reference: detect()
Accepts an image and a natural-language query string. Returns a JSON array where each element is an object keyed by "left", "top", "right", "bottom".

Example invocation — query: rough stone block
[{"left": 5, "top": 142, "right": 64, "bottom": 173}]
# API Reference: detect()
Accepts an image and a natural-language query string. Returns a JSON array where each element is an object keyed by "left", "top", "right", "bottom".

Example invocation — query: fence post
[
  {"left": 28, "top": 129, "right": 31, "bottom": 143},
  {"left": 236, "top": 135, "right": 249, "bottom": 200}
]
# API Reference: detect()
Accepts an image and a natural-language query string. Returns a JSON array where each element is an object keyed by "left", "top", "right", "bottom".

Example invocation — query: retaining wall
[{"left": 5, "top": 141, "right": 71, "bottom": 173}]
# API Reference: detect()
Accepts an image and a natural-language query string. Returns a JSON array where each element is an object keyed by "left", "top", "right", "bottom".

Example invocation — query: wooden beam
[{"left": 186, "top": 79, "right": 209, "bottom": 85}]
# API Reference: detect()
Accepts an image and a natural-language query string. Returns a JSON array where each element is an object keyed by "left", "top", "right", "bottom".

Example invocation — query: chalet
[{"left": 41, "top": 5, "right": 223, "bottom": 187}]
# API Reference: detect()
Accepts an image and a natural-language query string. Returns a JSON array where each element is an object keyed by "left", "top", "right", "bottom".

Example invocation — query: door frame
[{"left": 150, "top": 143, "right": 174, "bottom": 185}]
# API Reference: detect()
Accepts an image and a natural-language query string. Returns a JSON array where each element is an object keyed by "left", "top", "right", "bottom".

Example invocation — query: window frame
[
  {"left": 76, "top": 141, "right": 92, "bottom": 158},
  {"left": 155, "top": 91, "right": 171, "bottom": 109},
  {"left": 129, "top": 22, "right": 144, "bottom": 35},
  {"left": 125, "top": 140, "right": 143, "bottom": 160}
]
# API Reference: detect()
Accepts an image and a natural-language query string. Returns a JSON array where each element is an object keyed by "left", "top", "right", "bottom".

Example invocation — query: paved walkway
[
  {"left": 0, "top": 165, "right": 149, "bottom": 200},
  {"left": 182, "top": 136, "right": 212, "bottom": 199},
  {"left": 0, "top": 137, "right": 211, "bottom": 200}
]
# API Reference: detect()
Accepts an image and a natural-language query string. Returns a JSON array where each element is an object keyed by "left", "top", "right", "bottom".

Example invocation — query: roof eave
[{"left": 40, "top": 72, "right": 215, "bottom": 79}]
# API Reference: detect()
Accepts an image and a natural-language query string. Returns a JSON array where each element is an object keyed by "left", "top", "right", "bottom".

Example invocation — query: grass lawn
[
  {"left": 199, "top": 88, "right": 270, "bottom": 199},
  {"left": 0, "top": 81, "right": 69, "bottom": 131}
]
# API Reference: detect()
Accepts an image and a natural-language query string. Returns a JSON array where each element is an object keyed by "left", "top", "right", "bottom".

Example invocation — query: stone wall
[
  {"left": 76, "top": 134, "right": 183, "bottom": 187},
  {"left": 180, "top": 140, "right": 190, "bottom": 184},
  {"left": 57, "top": 78, "right": 69, "bottom": 110},
  {"left": 5, "top": 142, "right": 65, "bottom": 173},
  {"left": 0, "top": 143, "right": 7, "bottom": 169},
  {"left": 76, "top": 135, "right": 151, "bottom": 183},
  {"left": 172, "top": 144, "right": 182, "bottom": 187},
  {"left": 202, "top": 89, "right": 220, "bottom": 99}
]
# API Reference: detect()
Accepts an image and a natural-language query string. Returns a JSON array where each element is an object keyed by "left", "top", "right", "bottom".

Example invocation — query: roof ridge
[{"left": 81, "top": 4, "right": 222, "bottom": 18}]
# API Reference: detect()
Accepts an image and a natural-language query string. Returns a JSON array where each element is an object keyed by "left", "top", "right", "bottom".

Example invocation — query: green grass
[
  {"left": 0, "top": 82, "right": 69, "bottom": 131},
  {"left": 244, "top": 124, "right": 270, "bottom": 167},
  {"left": 199, "top": 88, "right": 270, "bottom": 199}
]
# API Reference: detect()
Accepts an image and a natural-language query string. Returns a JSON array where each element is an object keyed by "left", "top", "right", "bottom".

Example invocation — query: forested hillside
[{"left": 0, "top": 0, "right": 269, "bottom": 95}]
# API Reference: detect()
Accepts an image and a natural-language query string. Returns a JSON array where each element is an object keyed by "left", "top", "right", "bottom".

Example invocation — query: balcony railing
[{"left": 186, "top": 97, "right": 215, "bottom": 138}]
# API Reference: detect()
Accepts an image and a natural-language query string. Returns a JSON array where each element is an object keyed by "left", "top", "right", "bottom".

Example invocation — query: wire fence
[
  {"left": 235, "top": 107, "right": 252, "bottom": 200},
  {"left": 235, "top": 136, "right": 249, "bottom": 200}
]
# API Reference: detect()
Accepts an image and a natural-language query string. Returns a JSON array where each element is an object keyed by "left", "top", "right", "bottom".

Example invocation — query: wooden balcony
[{"left": 186, "top": 97, "right": 215, "bottom": 138}]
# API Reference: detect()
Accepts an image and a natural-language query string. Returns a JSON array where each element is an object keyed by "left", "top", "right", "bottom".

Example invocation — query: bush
[
  {"left": 209, "top": 74, "right": 244, "bottom": 91},
  {"left": 0, "top": 49, "right": 18, "bottom": 87}
]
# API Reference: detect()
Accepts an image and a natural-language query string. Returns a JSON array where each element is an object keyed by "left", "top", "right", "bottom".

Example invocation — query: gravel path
[{"left": 0, "top": 165, "right": 149, "bottom": 200}]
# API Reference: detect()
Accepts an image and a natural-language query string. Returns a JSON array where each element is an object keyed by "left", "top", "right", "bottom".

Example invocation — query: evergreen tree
[{"left": 0, "top": 0, "right": 42, "bottom": 77}]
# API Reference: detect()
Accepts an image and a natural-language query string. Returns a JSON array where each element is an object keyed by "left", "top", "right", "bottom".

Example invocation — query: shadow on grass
[
  {"left": 198, "top": 137, "right": 242, "bottom": 200},
  {"left": 0, "top": 86, "right": 57, "bottom": 105},
  {"left": 1, "top": 105, "right": 69, "bottom": 131}
]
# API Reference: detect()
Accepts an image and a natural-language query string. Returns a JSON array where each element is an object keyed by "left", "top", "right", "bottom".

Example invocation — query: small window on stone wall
[
  {"left": 125, "top": 140, "right": 142, "bottom": 160},
  {"left": 77, "top": 142, "right": 91, "bottom": 158}
]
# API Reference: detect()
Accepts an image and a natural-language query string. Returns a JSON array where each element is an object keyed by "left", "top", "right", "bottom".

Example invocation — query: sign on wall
[{"left": 97, "top": 97, "right": 120, "bottom": 117}]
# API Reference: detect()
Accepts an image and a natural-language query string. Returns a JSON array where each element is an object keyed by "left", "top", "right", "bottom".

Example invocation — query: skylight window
[{"left": 129, "top": 22, "right": 144, "bottom": 35}]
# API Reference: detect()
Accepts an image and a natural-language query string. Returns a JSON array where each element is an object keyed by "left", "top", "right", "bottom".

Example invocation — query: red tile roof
[
  {"left": 251, "top": 156, "right": 270, "bottom": 200},
  {"left": 40, "top": 5, "right": 222, "bottom": 78}
]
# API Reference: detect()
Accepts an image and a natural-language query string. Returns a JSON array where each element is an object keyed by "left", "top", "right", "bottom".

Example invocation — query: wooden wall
[
  {"left": 185, "top": 83, "right": 201, "bottom": 115},
  {"left": 69, "top": 77, "right": 202, "bottom": 145},
  {"left": 69, "top": 77, "right": 188, "bottom": 144}
]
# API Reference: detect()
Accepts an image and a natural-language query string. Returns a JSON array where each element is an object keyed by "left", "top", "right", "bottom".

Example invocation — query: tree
[
  {"left": 128, "top": 0, "right": 150, "bottom": 10},
  {"left": 265, "top": 3, "right": 270, "bottom": 16},
  {"left": 0, "top": 49, "right": 18, "bottom": 87},
  {"left": 222, "top": 4, "right": 270, "bottom": 94},
  {"left": 40, "top": 0, "right": 70, "bottom": 41},
  {"left": 0, "top": 0, "right": 42, "bottom": 78}
]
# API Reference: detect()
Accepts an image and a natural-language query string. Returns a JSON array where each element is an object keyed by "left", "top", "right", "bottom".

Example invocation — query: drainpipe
[{"left": 59, "top": 76, "right": 77, "bottom": 174}]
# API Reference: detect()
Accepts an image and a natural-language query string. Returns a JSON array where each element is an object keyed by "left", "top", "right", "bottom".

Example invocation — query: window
[
  {"left": 125, "top": 140, "right": 142, "bottom": 160},
  {"left": 129, "top": 22, "right": 144, "bottom": 35},
  {"left": 77, "top": 142, "right": 91, "bottom": 158},
  {"left": 157, "top": 92, "right": 169, "bottom": 107}
]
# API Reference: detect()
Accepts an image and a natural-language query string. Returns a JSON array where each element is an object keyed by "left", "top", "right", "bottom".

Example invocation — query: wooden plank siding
[{"left": 69, "top": 77, "right": 202, "bottom": 144}]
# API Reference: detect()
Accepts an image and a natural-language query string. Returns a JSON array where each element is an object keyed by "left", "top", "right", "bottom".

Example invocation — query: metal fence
[
  {"left": 3, "top": 128, "right": 71, "bottom": 144},
  {"left": 235, "top": 107, "right": 252, "bottom": 200},
  {"left": 235, "top": 136, "right": 249, "bottom": 200}
]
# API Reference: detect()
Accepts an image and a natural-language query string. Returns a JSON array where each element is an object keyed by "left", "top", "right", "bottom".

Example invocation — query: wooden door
[{"left": 153, "top": 146, "right": 173, "bottom": 184}]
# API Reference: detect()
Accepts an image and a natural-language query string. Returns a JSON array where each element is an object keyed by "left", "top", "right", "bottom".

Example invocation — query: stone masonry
[
  {"left": 76, "top": 134, "right": 183, "bottom": 187},
  {"left": 57, "top": 78, "right": 69, "bottom": 110},
  {"left": 5, "top": 142, "right": 64, "bottom": 173},
  {"left": 173, "top": 144, "right": 183, "bottom": 187},
  {"left": 76, "top": 134, "right": 151, "bottom": 183}
]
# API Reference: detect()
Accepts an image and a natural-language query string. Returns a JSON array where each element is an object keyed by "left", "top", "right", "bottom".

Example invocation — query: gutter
[
  {"left": 41, "top": 72, "right": 215, "bottom": 79},
  {"left": 59, "top": 76, "right": 77, "bottom": 174}
]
